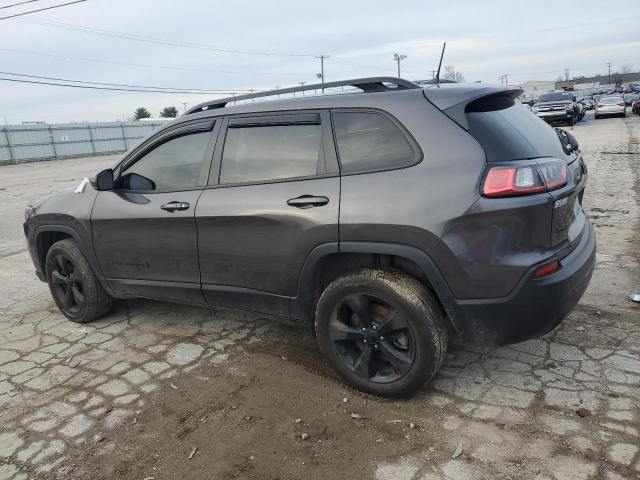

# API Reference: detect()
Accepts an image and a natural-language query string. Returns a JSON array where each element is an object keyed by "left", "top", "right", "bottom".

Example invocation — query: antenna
[{"left": 435, "top": 42, "right": 446, "bottom": 86}]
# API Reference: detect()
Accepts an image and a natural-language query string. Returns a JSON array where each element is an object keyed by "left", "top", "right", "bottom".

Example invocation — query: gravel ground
[{"left": 0, "top": 112, "right": 638, "bottom": 480}]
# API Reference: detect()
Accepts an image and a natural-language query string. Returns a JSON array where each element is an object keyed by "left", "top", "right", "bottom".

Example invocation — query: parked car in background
[
  {"left": 595, "top": 96, "right": 626, "bottom": 119},
  {"left": 22, "top": 77, "right": 596, "bottom": 397},
  {"left": 623, "top": 94, "right": 637, "bottom": 106},
  {"left": 581, "top": 99, "right": 596, "bottom": 110},
  {"left": 532, "top": 91, "right": 581, "bottom": 125},
  {"left": 632, "top": 98, "right": 640, "bottom": 115}
]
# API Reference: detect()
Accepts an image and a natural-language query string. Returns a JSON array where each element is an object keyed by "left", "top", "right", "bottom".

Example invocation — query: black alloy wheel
[
  {"left": 315, "top": 268, "right": 448, "bottom": 397},
  {"left": 328, "top": 293, "right": 414, "bottom": 383},
  {"left": 50, "top": 254, "right": 85, "bottom": 314},
  {"left": 45, "top": 239, "right": 112, "bottom": 323}
]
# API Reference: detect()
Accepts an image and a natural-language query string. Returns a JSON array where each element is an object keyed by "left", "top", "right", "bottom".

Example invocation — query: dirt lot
[{"left": 0, "top": 112, "right": 639, "bottom": 480}]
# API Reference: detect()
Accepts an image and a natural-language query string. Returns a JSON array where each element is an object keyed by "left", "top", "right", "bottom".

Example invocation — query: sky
[{"left": 0, "top": 0, "right": 638, "bottom": 124}]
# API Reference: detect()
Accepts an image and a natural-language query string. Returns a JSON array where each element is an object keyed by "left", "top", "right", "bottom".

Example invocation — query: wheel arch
[
  {"left": 33, "top": 225, "right": 112, "bottom": 294},
  {"left": 34, "top": 226, "right": 79, "bottom": 274},
  {"left": 293, "top": 242, "right": 460, "bottom": 335}
]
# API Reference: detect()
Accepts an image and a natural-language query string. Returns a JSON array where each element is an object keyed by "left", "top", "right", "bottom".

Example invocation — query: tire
[
  {"left": 315, "top": 268, "right": 448, "bottom": 398},
  {"left": 45, "top": 239, "right": 112, "bottom": 323}
]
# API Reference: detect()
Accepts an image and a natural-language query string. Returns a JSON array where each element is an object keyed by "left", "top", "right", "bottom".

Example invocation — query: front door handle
[
  {"left": 287, "top": 195, "right": 329, "bottom": 209},
  {"left": 160, "top": 201, "right": 190, "bottom": 212}
]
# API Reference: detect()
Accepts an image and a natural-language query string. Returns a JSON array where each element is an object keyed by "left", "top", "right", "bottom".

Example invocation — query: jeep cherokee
[{"left": 24, "top": 77, "right": 596, "bottom": 397}]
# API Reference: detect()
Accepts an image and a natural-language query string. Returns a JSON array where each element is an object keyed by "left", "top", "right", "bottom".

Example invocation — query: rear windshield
[
  {"left": 601, "top": 97, "right": 622, "bottom": 103},
  {"left": 538, "top": 92, "right": 573, "bottom": 102},
  {"left": 465, "top": 93, "right": 574, "bottom": 162}
]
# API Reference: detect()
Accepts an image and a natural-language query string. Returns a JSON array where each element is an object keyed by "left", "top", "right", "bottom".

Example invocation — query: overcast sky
[{"left": 0, "top": 0, "right": 638, "bottom": 124}]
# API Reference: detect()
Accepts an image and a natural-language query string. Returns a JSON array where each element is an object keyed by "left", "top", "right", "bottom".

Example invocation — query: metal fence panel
[
  {"left": 0, "top": 129, "right": 8, "bottom": 147},
  {"left": 0, "top": 121, "right": 165, "bottom": 164},
  {"left": 93, "top": 139, "right": 127, "bottom": 153},
  {"left": 0, "top": 146, "right": 11, "bottom": 162},
  {"left": 53, "top": 142, "right": 94, "bottom": 157},
  {"left": 7, "top": 128, "right": 51, "bottom": 146},
  {"left": 12, "top": 144, "right": 55, "bottom": 160}
]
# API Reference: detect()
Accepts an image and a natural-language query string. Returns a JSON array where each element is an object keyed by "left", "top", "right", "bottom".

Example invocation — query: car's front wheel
[
  {"left": 315, "top": 268, "right": 448, "bottom": 397},
  {"left": 45, "top": 239, "right": 112, "bottom": 323}
]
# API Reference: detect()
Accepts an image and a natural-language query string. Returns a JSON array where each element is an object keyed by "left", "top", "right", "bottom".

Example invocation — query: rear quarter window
[
  {"left": 466, "top": 93, "right": 573, "bottom": 162},
  {"left": 332, "top": 111, "right": 417, "bottom": 173}
]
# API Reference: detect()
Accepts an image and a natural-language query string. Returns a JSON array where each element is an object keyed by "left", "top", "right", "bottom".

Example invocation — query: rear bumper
[
  {"left": 451, "top": 221, "right": 596, "bottom": 346},
  {"left": 596, "top": 108, "right": 625, "bottom": 116}
]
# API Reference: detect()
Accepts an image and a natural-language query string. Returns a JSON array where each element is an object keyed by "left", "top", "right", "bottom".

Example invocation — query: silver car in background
[{"left": 595, "top": 96, "right": 626, "bottom": 119}]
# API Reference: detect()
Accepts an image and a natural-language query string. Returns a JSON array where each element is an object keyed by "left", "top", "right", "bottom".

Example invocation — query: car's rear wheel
[
  {"left": 315, "top": 268, "right": 448, "bottom": 397},
  {"left": 45, "top": 239, "right": 112, "bottom": 323}
]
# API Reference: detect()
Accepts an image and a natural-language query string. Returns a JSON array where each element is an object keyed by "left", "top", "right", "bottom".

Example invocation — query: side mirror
[
  {"left": 95, "top": 169, "right": 114, "bottom": 191},
  {"left": 120, "top": 172, "right": 156, "bottom": 191}
]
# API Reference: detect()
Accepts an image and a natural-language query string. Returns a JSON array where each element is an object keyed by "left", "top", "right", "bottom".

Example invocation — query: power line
[
  {"left": 0, "top": 76, "right": 252, "bottom": 94},
  {"left": 0, "top": 0, "right": 40, "bottom": 10},
  {"left": 0, "top": 0, "right": 85, "bottom": 20},
  {"left": 0, "top": 70, "right": 256, "bottom": 93},
  {"left": 0, "top": 47, "right": 307, "bottom": 77},
  {"left": 16, "top": 17, "right": 317, "bottom": 57}
]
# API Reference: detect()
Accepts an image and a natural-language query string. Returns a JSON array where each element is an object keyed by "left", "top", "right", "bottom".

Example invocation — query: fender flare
[
  {"left": 33, "top": 224, "right": 112, "bottom": 294},
  {"left": 293, "top": 241, "right": 460, "bottom": 333}
]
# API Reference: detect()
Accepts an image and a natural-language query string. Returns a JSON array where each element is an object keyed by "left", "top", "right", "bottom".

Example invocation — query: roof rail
[{"left": 184, "top": 76, "right": 421, "bottom": 115}]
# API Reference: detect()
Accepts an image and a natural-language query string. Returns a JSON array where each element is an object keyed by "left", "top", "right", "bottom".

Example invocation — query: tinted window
[
  {"left": 602, "top": 97, "right": 622, "bottom": 103},
  {"left": 466, "top": 94, "right": 572, "bottom": 162},
  {"left": 122, "top": 131, "right": 210, "bottom": 191},
  {"left": 332, "top": 112, "right": 414, "bottom": 173},
  {"left": 220, "top": 124, "right": 322, "bottom": 184}
]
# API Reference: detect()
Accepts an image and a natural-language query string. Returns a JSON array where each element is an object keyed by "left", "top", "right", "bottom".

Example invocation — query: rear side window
[
  {"left": 466, "top": 93, "right": 573, "bottom": 162},
  {"left": 332, "top": 112, "right": 415, "bottom": 173},
  {"left": 220, "top": 124, "right": 322, "bottom": 184}
]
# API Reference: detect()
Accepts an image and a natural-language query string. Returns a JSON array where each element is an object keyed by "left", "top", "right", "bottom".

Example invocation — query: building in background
[
  {"left": 518, "top": 80, "right": 556, "bottom": 99},
  {"left": 555, "top": 72, "right": 640, "bottom": 90}
]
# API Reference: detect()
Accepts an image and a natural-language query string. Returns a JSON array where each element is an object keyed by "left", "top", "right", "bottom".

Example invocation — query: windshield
[{"left": 538, "top": 92, "right": 572, "bottom": 102}]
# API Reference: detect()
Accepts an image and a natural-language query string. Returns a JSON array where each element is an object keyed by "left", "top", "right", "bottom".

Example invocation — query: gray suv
[{"left": 23, "top": 77, "right": 596, "bottom": 397}]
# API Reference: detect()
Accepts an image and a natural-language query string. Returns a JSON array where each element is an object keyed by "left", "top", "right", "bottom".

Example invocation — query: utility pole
[
  {"left": 181, "top": 102, "right": 188, "bottom": 112},
  {"left": 429, "top": 70, "right": 437, "bottom": 79},
  {"left": 607, "top": 62, "right": 613, "bottom": 86},
  {"left": 393, "top": 53, "right": 407, "bottom": 78},
  {"left": 499, "top": 74, "right": 509, "bottom": 85},
  {"left": 274, "top": 85, "right": 280, "bottom": 98},
  {"left": 564, "top": 69, "right": 570, "bottom": 89},
  {"left": 315, "top": 55, "right": 329, "bottom": 92}
]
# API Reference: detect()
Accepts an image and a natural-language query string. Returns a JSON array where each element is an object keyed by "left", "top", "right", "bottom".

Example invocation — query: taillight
[
  {"left": 597, "top": 104, "right": 604, "bottom": 108},
  {"left": 618, "top": 103, "right": 625, "bottom": 107},
  {"left": 482, "top": 159, "right": 568, "bottom": 198}
]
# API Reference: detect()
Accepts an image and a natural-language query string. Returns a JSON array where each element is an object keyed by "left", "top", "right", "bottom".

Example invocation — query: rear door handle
[
  {"left": 160, "top": 201, "right": 190, "bottom": 212},
  {"left": 287, "top": 195, "right": 329, "bottom": 209}
]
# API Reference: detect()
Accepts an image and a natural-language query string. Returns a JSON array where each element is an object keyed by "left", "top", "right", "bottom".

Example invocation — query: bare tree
[
  {"left": 443, "top": 65, "right": 465, "bottom": 83},
  {"left": 619, "top": 64, "right": 634, "bottom": 74}
]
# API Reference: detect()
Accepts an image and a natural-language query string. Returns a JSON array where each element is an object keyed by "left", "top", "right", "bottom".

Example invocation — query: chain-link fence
[{"left": 0, "top": 121, "right": 166, "bottom": 165}]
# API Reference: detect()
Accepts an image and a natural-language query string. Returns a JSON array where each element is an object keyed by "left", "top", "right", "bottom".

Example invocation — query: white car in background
[{"left": 595, "top": 96, "right": 626, "bottom": 119}]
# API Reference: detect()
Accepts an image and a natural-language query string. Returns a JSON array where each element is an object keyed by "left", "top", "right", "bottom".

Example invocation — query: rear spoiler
[{"left": 423, "top": 84, "right": 523, "bottom": 130}]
